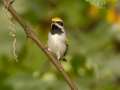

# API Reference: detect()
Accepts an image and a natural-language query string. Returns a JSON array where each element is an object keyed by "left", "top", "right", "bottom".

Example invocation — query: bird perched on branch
[{"left": 48, "top": 17, "right": 68, "bottom": 61}]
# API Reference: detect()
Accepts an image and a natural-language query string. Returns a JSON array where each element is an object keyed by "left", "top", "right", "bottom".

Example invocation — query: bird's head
[{"left": 51, "top": 17, "right": 64, "bottom": 35}]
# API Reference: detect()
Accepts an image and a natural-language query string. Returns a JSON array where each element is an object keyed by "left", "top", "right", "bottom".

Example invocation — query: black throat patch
[{"left": 50, "top": 24, "right": 64, "bottom": 35}]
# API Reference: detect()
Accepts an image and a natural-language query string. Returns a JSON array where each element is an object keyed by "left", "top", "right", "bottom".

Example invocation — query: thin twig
[{"left": 3, "top": 0, "right": 78, "bottom": 90}]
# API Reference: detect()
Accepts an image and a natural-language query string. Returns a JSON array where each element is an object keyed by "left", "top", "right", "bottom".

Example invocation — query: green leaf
[{"left": 85, "top": 0, "right": 108, "bottom": 7}]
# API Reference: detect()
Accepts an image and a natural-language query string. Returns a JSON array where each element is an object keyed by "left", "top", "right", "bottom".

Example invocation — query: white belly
[{"left": 48, "top": 33, "right": 66, "bottom": 59}]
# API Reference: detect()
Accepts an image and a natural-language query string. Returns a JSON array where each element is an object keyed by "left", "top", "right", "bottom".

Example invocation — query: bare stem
[{"left": 3, "top": 0, "right": 78, "bottom": 90}]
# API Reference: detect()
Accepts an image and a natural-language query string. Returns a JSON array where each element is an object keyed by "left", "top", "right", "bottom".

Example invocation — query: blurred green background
[{"left": 0, "top": 0, "right": 120, "bottom": 90}]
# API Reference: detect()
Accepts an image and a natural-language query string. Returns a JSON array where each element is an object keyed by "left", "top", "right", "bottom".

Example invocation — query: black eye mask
[{"left": 51, "top": 24, "right": 64, "bottom": 35}]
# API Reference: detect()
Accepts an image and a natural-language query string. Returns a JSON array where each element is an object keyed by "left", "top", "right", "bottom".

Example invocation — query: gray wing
[{"left": 62, "top": 43, "right": 68, "bottom": 61}]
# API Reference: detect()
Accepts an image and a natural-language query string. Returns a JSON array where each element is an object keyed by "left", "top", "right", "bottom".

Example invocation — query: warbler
[{"left": 48, "top": 17, "right": 68, "bottom": 61}]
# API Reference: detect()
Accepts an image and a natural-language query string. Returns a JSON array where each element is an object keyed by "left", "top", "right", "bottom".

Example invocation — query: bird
[{"left": 47, "top": 17, "right": 68, "bottom": 61}]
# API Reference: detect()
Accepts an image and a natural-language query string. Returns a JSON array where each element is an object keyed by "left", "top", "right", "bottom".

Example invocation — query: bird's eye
[{"left": 56, "top": 21, "right": 63, "bottom": 26}]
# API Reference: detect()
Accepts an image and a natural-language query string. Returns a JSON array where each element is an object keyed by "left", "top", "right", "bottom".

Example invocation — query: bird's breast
[
  {"left": 49, "top": 33, "right": 66, "bottom": 42},
  {"left": 48, "top": 33, "right": 66, "bottom": 51}
]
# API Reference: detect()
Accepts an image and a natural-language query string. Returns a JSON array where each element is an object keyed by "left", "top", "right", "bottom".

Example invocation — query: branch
[{"left": 3, "top": 0, "right": 78, "bottom": 90}]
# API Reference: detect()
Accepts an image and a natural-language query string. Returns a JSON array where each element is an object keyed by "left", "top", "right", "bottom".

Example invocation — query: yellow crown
[{"left": 52, "top": 17, "right": 63, "bottom": 22}]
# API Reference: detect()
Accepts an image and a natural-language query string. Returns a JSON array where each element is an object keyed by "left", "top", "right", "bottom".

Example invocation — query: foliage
[
  {"left": 85, "top": 0, "right": 108, "bottom": 7},
  {"left": 0, "top": 0, "right": 120, "bottom": 90}
]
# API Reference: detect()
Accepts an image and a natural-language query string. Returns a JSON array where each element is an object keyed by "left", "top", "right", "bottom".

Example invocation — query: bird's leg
[
  {"left": 46, "top": 47, "right": 57, "bottom": 60},
  {"left": 44, "top": 44, "right": 50, "bottom": 51},
  {"left": 47, "top": 48, "right": 52, "bottom": 52}
]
